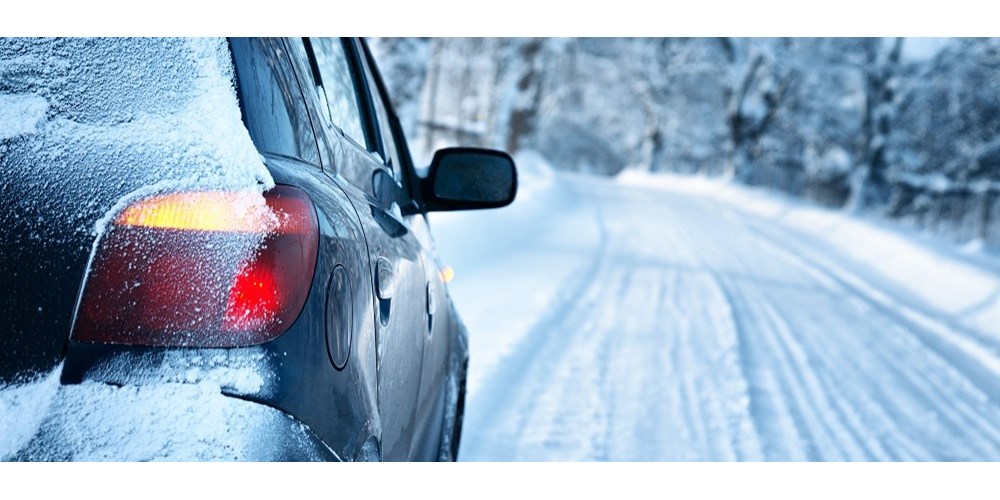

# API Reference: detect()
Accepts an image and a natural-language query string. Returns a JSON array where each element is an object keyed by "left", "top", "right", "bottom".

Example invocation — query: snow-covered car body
[{"left": 0, "top": 37, "right": 515, "bottom": 461}]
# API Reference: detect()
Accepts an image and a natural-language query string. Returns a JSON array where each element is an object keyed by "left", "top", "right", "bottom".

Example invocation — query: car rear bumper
[
  {"left": 9, "top": 378, "right": 339, "bottom": 461},
  {"left": 5, "top": 343, "right": 341, "bottom": 461}
]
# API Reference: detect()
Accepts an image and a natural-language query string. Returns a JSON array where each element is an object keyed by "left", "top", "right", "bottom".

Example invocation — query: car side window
[
  {"left": 229, "top": 38, "right": 320, "bottom": 165},
  {"left": 308, "top": 38, "right": 370, "bottom": 151},
  {"left": 358, "top": 48, "right": 407, "bottom": 189}
]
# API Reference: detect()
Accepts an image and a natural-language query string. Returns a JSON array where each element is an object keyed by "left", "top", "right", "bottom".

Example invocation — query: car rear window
[{"left": 229, "top": 38, "right": 321, "bottom": 166}]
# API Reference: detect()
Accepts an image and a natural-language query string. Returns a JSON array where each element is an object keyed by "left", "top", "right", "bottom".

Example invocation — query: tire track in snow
[
  {"left": 666, "top": 206, "right": 860, "bottom": 460},
  {"left": 589, "top": 182, "right": 762, "bottom": 460},
  {"left": 728, "top": 210, "right": 1000, "bottom": 457},
  {"left": 692, "top": 191, "right": 997, "bottom": 459},
  {"left": 459, "top": 184, "right": 614, "bottom": 460},
  {"left": 463, "top": 179, "right": 765, "bottom": 460},
  {"left": 724, "top": 199, "right": 1000, "bottom": 400},
  {"left": 606, "top": 182, "right": 1000, "bottom": 460},
  {"left": 652, "top": 194, "right": 837, "bottom": 460},
  {"left": 460, "top": 175, "right": 1000, "bottom": 461}
]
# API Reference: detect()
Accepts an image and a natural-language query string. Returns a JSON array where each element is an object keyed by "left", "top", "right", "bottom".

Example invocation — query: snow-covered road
[{"left": 432, "top": 161, "right": 1000, "bottom": 461}]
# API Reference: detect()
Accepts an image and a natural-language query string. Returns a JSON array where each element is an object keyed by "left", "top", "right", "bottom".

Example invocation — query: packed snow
[
  {"left": 0, "top": 348, "right": 323, "bottom": 461},
  {"left": 0, "top": 351, "right": 319, "bottom": 461},
  {"left": 434, "top": 154, "right": 1000, "bottom": 461},
  {"left": 0, "top": 366, "right": 60, "bottom": 458},
  {"left": 8, "top": 381, "right": 326, "bottom": 461}
]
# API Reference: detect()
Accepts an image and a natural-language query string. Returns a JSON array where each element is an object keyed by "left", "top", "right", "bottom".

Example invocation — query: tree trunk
[
  {"left": 725, "top": 52, "right": 765, "bottom": 179},
  {"left": 851, "top": 37, "right": 903, "bottom": 210},
  {"left": 421, "top": 39, "right": 443, "bottom": 155},
  {"left": 505, "top": 38, "right": 546, "bottom": 154}
]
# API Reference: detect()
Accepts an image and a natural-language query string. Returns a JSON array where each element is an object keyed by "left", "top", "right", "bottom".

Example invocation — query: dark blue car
[{"left": 0, "top": 37, "right": 516, "bottom": 461}]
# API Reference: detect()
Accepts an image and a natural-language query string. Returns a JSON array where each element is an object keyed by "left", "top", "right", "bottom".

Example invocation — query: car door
[
  {"left": 358, "top": 41, "right": 453, "bottom": 460},
  {"left": 269, "top": 37, "right": 385, "bottom": 460},
  {"left": 305, "top": 37, "right": 428, "bottom": 461}
]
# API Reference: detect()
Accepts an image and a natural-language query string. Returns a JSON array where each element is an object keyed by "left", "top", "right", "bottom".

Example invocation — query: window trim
[
  {"left": 272, "top": 37, "right": 324, "bottom": 169},
  {"left": 359, "top": 38, "right": 424, "bottom": 206},
  {"left": 226, "top": 37, "right": 323, "bottom": 168},
  {"left": 303, "top": 37, "right": 384, "bottom": 158}
]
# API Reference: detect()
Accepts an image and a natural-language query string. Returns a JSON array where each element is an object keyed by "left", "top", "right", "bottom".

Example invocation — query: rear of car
[
  {"left": 0, "top": 37, "right": 340, "bottom": 460},
  {"left": 0, "top": 37, "right": 466, "bottom": 461}
]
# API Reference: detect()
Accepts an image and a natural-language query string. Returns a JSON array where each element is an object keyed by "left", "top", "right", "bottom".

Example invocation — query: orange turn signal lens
[
  {"left": 439, "top": 265, "right": 455, "bottom": 283},
  {"left": 115, "top": 191, "right": 277, "bottom": 233}
]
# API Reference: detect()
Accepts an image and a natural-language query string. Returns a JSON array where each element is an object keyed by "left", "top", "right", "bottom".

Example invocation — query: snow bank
[
  {"left": 508, "top": 150, "right": 556, "bottom": 202},
  {"left": 617, "top": 170, "right": 1000, "bottom": 345},
  {"left": 0, "top": 366, "right": 61, "bottom": 460}
]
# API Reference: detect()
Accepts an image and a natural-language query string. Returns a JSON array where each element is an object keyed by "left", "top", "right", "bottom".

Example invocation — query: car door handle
[
  {"left": 426, "top": 281, "right": 436, "bottom": 334},
  {"left": 376, "top": 257, "right": 395, "bottom": 300}
]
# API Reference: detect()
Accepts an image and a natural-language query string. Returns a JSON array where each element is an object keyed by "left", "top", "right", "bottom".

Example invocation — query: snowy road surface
[{"left": 431, "top": 159, "right": 1000, "bottom": 461}]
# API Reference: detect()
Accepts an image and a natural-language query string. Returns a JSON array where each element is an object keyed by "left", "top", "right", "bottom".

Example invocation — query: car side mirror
[{"left": 422, "top": 147, "right": 517, "bottom": 212}]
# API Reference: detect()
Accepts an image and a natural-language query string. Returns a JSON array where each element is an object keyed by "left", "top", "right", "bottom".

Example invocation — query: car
[{"left": 0, "top": 37, "right": 516, "bottom": 461}]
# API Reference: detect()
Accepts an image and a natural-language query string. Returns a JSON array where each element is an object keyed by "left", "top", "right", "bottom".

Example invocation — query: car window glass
[
  {"left": 284, "top": 37, "right": 339, "bottom": 172},
  {"left": 309, "top": 38, "right": 369, "bottom": 150},
  {"left": 230, "top": 38, "right": 320, "bottom": 165},
  {"left": 359, "top": 52, "right": 406, "bottom": 188}
]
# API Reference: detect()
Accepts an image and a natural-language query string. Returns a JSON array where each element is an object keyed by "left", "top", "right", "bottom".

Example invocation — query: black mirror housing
[{"left": 422, "top": 147, "right": 517, "bottom": 212}]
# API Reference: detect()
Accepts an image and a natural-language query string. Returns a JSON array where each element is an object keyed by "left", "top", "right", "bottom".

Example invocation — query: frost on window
[{"left": 0, "top": 37, "right": 272, "bottom": 194}]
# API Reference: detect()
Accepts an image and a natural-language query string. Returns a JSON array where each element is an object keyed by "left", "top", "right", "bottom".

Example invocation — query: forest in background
[{"left": 370, "top": 38, "right": 1000, "bottom": 251}]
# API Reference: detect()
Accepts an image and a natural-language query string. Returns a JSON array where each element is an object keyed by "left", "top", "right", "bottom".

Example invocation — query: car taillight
[{"left": 72, "top": 185, "right": 318, "bottom": 347}]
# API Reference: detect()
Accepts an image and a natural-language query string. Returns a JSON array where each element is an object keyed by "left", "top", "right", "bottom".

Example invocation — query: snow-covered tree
[{"left": 369, "top": 37, "right": 1000, "bottom": 250}]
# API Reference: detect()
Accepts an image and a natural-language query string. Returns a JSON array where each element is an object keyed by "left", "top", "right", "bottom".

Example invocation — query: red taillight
[
  {"left": 224, "top": 261, "right": 281, "bottom": 332},
  {"left": 72, "top": 185, "right": 318, "bottom": 347}
]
